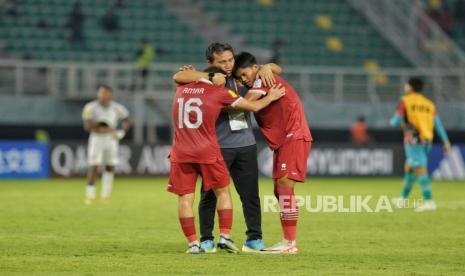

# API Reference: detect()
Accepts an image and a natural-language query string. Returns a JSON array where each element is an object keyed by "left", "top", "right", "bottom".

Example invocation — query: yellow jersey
[{"left": 396, "top": 93, "right": 436, "bottom": 141}]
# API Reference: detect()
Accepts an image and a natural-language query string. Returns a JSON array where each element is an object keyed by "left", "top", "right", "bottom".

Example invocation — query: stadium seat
[
  {"left": 0, "top": 0, "right": 205, "bottom": 63},
  {"left": 202, "top": 0, "right": 409, "bottom": 67}
]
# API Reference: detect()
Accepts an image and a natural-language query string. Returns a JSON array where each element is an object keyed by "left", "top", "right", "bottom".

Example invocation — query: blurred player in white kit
[{"left": 81, "top": 85, "right": 132, "bottom": 205}]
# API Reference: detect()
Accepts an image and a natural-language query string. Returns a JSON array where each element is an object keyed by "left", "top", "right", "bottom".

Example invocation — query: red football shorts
[
  {"left": 272, "top": 139, "right": 312, "bottom": 182},
  {"left": 167, "top": 159, "right": 230, "bottom": 195}
]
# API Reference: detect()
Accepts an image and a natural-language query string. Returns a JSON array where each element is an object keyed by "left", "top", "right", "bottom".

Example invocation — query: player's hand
[
  {"left": 258, "top": 64, "right": 276, "bottom": 87},
  {"left": 268, "top": 83, "right": 285, "bottom": 101},
  {"left": 96, "top": 126, "right": 113, "bottom": 134},
  {"left": 212, "top": 73, "right": 226, "bottom": 87},
  {"left": 444, "top": 142, "right": 451, "bottom": 156},
  {"left": 113, "top": 130, "right": 126, "bottom": 140},
  {"left": 178, "top": 65, "right": 197, "bottom": 72}
]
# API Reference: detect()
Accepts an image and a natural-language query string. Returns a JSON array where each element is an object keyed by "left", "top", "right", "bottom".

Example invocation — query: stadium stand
[
  {"left": 202, "top": 0, "right": 411, "bottom": 67},
  {"left": 0, "top": 0, "right": 410, "bottom": 68},
  {"left": 423, "top": 0, "right": 465, "bottom": 51},
  {"left": 0, "top": 0, "right": 205, "bottom": 62}
]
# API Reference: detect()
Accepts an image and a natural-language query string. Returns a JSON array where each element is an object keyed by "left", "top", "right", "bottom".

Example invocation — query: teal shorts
[{"left": 404, "top": 143, "right": 432, "bottom": 168}]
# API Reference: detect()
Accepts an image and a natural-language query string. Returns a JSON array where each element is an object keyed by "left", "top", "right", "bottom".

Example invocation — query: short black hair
[
  {"left": 98, "top": 84, "right": 112, "bottom": 92},
  {"left": 205, "top": 42, "right": 234, "bottom": 62},
  {"left": 203, "top": 67, "right": 227, "bottom": 76},
  {"left": 232, "top": 52, "right": 257, "bottom": 76},
  {"left": 408, "top": 77, "right": 424, "bottom": 92}
]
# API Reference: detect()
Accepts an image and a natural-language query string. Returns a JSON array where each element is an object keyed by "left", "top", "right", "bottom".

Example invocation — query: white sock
[
  {"left": 101, "top": 171, "right": 114, "bottom": 198},
  {"left": 284, "top": 239, "right": 296, "bottom": 245},
  {"left": 220, "top": 233, "right": 230, "bottom": 239},
  {"left": 188, "top": 240, "right": 199, "bottom": 246},
  {"left": 86, "top": 185, "right": 96, "bottom": 199}
]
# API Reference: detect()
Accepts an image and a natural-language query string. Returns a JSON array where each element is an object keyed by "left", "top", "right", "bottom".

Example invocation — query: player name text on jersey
[{"left": 182, "top": 88, "right": 205, "bottom": 95}]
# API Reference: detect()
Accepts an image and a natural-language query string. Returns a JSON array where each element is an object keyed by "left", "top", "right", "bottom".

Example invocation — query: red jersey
[
  {"left": 169, "top": 79, "right": 243, "bottom": 163},
  {"left": 248, "top": 75, "right": 312, "bottom": 150}
]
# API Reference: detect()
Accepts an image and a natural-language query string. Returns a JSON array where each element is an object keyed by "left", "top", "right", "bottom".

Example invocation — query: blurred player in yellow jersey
[{"left": 390, "top": 77, "right": 451, "bottom": 212}]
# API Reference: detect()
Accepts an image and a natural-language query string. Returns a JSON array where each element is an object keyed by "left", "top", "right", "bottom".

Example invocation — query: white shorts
[{"left": 87, "top": 133, "right": 119, "bottom": 166}]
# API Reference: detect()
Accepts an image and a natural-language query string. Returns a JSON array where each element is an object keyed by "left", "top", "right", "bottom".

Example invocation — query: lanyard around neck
[{"left": 229, "top": 78, "right": 239, "bottom": 92}]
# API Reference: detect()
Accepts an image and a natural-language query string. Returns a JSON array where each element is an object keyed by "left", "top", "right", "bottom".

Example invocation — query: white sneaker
[
  {"left": 415, "top": 201, "right": 437, "bottom": 212},
  {"left": 392, "top": 197, "right": 407, "bottom": 208},
  {"left": 185, "top": 244, "right": 205, "bottom": 254},
  {"left": 217, "top": 235, "right": 240, "bottom": 253},
  {"left": 263, "top": 240, "right": 298, "bottom": 254}
]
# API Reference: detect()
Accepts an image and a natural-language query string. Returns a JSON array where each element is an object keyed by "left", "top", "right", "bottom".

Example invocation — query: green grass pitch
[{"left": 1, "top": 177, "right": 464, "bottom": 275}]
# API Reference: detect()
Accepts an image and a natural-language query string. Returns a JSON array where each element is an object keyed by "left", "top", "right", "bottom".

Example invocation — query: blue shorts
[{"left": 404, "top": 143, "right": 432, "bottom": 168}]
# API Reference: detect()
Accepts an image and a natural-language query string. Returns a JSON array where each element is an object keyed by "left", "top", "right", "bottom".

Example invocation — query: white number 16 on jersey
[{"left": 177, "top": 98, "right": 203, "bottom": 129}]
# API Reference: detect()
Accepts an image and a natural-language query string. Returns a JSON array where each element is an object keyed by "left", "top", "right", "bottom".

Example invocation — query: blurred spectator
[
  {"left": 100, "top": 8, "right": 119, "bottom": 33},
  {"left": 66, "top": 1, "right": 86, "bottom": 46},
  {"left": 3, "top": 0, "right": 19, "bottom": 17},
  {"left": 115, "top": 55, "right": 125, "bottom": 62},
  {"left": 36, "top": 19, "right": 49, "bottom": 30},
  {"left": 134, "top": 39, "right": 154, "bottom": 90},
  {"left": 114, "top": 0, "right": 125, "bottom": 9},
  {"left": 426, "top": 2, "right": 455, "bottom": 36},
  {"left": 269, "top": 38, "right": 285, "bottom": 64},
  {"left": 426, "top": 5, "right": 441, "bottom": 23},
  {"left": 351, "top": 116, "right": 371, "bottom": 144},
  {"left": 454, "top": 0, "right": 465, "bottom": 34},
  {"left": 35, "top": 129, "right": 50, "bottom": 143},
  {"left": 439, "top": 5, "right": 454, "bottom": 36}
]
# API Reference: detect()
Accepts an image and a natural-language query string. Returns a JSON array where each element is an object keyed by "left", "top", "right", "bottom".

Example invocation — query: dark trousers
[{"left": 199, "top": 144, "right": 262, "bottom": 241}]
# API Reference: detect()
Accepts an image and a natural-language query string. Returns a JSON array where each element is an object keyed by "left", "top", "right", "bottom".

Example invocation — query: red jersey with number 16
[
  {"left": 248, "top": 74, "right": 312, "bottom": 150},
  {"left": 169, "top": 79, "right": 243, "bottom": 164}
]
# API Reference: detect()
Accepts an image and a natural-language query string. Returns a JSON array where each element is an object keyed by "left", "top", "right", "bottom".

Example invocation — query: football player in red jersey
[
  {"left": 233, "top": 52, "right": 313, "bottom": 254},
  {"left": 169, "top": 67, "right": 285, "bottom": 253}
]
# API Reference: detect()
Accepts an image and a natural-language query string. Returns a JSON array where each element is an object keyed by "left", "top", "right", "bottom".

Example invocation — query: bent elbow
[{"left": 172, "top": 73, "right": 180, "bottom": 83}]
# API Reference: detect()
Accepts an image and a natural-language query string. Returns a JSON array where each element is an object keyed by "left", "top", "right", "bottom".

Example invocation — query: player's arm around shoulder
[
  {"left": 244, "top": 78, "right": 269, "bottom": 102},
  {"left": 172, "top": 65, "right": 208, "bottom": 85},
  {"left": 244, "top": 92, "right": 262, "bottom": 102},
  {"left": 234, "top": 83, "right": 285, "bottom": 112},
  {"left": 258, "top": 63, "right": 282, "bottom": 87}
]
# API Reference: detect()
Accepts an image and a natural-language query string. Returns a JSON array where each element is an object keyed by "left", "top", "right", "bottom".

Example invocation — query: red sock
[
  {"left": 276, "top": 185, "right": 298, "bottom": 241},
  {"left": 217, "top": 209, "right": 232, "bottom": 236},
  {"left": 179, "top": 217, "right": 197, "bottom": 242}
]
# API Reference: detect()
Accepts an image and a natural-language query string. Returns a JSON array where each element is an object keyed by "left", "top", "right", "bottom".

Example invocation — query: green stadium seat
[
  {"left": 0, "top": 0, "right": 205, "bottom": 63},
  {"left": 0, "top": 0, "right": 415, "bottom": 68}
]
